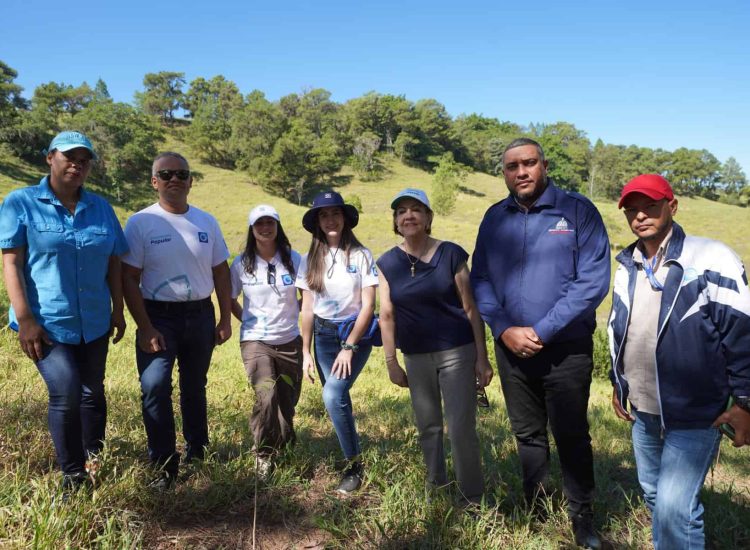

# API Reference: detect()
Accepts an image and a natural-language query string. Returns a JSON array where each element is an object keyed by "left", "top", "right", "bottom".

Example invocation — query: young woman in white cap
[
  {"left": 296, "top": 191, "right": 378, "bottom": 494},
  {"left": 377, "top": 188, "right": 493, "bottom": 506},
  {"left": 0, "top": 131, "right": 128, "bottom": 497},
  {"left": 230, "top": 205, "right": 302, "bottom": 476}
]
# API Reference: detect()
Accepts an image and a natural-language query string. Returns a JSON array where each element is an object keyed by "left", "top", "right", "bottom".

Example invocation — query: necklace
[
  {"left": 402, "top": 238, "right": 430, "bottom": 278},
  {"left": 326, "top": 248, "right": 339, "bottom": 279}
]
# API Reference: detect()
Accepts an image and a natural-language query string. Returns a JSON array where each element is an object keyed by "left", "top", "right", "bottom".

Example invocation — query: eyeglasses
[
  {"left": 155, "top": 169, "right": 190, "bottom": 181},
  {"left": 267, "top": 263, "right": 276, "bottom": 285}
]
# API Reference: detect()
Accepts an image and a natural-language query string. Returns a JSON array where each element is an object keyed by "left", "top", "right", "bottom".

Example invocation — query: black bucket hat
[{"left": 302, "top": 191, "right": 359, "bottom": 233}]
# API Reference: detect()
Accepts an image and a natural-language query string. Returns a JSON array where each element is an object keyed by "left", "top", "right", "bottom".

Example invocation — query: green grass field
[{"left": 1, "top": 146, "right": 749, "bottom": 548}]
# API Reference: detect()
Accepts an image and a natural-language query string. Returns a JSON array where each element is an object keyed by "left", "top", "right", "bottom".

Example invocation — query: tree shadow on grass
[
  {"left": 458, "top": 184, "right": 486, "bottom": 198},
  {"left": 288, "top": 174, "right": 355, "bottom": 206},
  {"left": 0, "top": 159, "right": 45, "bottom": 186}
]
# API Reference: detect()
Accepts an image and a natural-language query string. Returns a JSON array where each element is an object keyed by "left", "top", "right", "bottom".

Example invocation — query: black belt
[
  {"left": 314, "top": 316, "right": 340, "bottom": 330},
  {"left": 144, "top": 297, "right": 213, "bottom": 313}
]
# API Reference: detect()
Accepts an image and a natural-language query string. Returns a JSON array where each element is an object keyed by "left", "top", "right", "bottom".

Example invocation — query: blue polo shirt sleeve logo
[
  {"left": 281, "top": 273, "right": 293, "bottom": 285},
  {"left": 198, "top": 232, "right": 208, "bottom": 243}
]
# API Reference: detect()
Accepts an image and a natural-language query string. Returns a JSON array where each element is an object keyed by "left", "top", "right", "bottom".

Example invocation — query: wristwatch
[
  {"left": 340, "top": 341, "right": 359, "bottom": 352},
  {"left": 734, "top": 396, "right": 750, "bottom": 413}
]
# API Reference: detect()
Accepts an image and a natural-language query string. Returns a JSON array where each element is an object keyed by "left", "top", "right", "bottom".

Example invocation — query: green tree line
[{"left": 1, "top": 62, "right": 748, "bottom": 206}]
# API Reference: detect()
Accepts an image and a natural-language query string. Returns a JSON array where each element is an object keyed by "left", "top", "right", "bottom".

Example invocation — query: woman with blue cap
[
  {"left": 229, "top": 204, "right": 302, "bottom": 477},
  {"left": 0, "top": 131, "right": 128, "bottom": 496},
  {"left": 296, "top": 191, "right": 377, "bottom": 494},
  {"left": 376, "top": 188, "right": 493, "bottom": 506}
]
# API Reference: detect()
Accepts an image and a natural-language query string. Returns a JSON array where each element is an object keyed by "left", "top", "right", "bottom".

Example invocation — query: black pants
[{"left": 495, "top": 337, "right": 595, "bottom": 516}]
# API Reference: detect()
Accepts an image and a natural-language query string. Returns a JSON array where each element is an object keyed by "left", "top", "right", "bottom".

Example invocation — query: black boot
[
  {"left": 571, "top": 511, "right": 601, "bottom": 549},
  {"left": 336, "top": 461, "right": 363, "bottom": 494}
]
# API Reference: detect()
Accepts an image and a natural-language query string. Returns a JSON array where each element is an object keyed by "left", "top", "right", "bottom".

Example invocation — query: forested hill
[
  {"left": 1, "top": 134, "right": 749, "bottom": 277},
  {"left": 1, "top": 63, "right": 749, "bottom": 212}
]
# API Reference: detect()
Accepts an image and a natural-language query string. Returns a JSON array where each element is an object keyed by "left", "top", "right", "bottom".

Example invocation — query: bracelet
[{"left": 340, "top": 341, "right": 359, "bottom": 352}]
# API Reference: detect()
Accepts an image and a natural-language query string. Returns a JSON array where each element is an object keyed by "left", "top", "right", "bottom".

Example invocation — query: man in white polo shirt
[{"left": 122, "top": 152, "right": 232, "bottom": 488}]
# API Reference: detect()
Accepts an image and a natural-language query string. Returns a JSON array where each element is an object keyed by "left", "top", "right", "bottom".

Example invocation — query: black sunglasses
[
  {"left": 267, "top": 263, "right": 276, "bottom": 285},
  {"left": 156, "top": 169, "right": 190, "bottom": 181}
]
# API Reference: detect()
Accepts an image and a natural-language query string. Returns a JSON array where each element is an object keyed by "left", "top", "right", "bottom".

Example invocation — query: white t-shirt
[
  {"left": 295, "top": 247, "right": 378, "bottom": 322},
  {"left": 123, "top": 203, "right": 230, "bottom": 301},
  {"left": 230, "top": 250, "right": 302, "bottom": 345}
]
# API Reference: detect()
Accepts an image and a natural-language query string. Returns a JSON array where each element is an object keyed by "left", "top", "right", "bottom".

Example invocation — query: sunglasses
[
  {"left": 267, "top": 263, "right": 276, "bottom": 285},
  {"left": 156, "top": 169, "right": 190, "bottom": 181}
]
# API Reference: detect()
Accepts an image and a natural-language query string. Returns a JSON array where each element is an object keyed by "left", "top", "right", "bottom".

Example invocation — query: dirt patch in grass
[{"left": 140, "top": 464, "right": 380, "bottom": 549}]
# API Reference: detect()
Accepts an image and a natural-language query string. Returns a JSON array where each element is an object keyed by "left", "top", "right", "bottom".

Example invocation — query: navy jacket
[
  {"left": 608, "top": 223, "right": 750, "bottom": 429},
  {"left": 471, "top": 180, "right": 611, "bottom": 344}
]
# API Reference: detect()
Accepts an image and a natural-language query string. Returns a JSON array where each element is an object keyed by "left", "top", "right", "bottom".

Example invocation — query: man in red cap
[{"left": 608, "top": 174, "right": 750, "bottom": 549}]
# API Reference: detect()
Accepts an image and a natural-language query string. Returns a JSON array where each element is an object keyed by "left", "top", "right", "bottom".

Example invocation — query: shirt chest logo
[
  {"left": 548, "top": 217, "right": 575, "bottom": 234},
  {"left": 198, "top": 232, "right": 209, "bottom": 243},
  {"left": 150, "top": 234, "right": 172, "bottom": 245},
  {"left": 281, "top": 274, "right": 293, "bottom": 285},
  {"left": 347, "top": 265, "right": 358, "bottom": 273}
]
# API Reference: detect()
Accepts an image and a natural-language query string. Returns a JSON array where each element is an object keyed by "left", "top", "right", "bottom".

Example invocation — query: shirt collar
[
  {"left": 504, "top": 179, "right": 557, "bottom": 211},
  {"left": 36, "top": 175, "right": 92, "bottom": 209},
  {"left": 633, "top": 227, "right": 673, "bottom": 267}
]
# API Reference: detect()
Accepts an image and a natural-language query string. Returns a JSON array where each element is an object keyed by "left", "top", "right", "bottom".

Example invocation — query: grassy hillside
[{"left": 1, "top": 144, "right": 749, "bottom": 548}]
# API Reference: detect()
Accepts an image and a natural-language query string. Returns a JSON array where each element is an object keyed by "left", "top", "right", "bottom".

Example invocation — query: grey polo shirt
[{"left": 622, "top": 229, "right": 673, "bottom": 415}]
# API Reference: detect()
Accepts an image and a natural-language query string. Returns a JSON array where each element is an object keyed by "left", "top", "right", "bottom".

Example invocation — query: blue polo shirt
[{"left": 0, "top": 177, "right": 128, "bottom": 344}]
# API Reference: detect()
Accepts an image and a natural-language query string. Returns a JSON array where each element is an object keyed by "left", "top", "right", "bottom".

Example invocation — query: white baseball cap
[{"left": 248, "top": 204, "right": 281, "bottom": 226}]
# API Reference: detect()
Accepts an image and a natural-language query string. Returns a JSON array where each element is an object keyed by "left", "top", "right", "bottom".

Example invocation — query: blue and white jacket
[
  {"left": 608, "top": 222, "right": 750, "bottom": 429},
  {"left": 471, "top": 180, "right": 611, "bottom": 344}
]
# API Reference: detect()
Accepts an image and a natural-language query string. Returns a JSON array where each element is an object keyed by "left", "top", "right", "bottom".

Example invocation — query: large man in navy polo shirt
[{"left": 471, "top": 138, "right": 610, "bottom": 549}]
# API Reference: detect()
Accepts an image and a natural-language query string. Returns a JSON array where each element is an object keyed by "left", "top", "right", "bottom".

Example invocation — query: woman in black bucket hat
[{"left": 296, "top": 191, "right": 377, "bottom": 494}]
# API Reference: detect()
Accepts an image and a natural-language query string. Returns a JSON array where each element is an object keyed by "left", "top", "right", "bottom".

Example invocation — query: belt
[
  {"left": 144, "top": 297, "right": 213, "bottom": 313},
  {"left": 314, "top": 316, "right": 340, "bottom": 330}
]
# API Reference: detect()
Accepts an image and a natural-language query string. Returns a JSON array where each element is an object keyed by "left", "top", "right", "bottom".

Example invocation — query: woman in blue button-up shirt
[{"left": 0, "top": 131, "right": 128, "bottom": 496}]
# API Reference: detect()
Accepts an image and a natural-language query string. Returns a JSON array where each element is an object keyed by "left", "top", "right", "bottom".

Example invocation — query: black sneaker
[
  {"left": 572, "top": 512, "right": 601, "bottom": 549},
  {"left": 60, "top": 472, "right": 88, "bottom": 502},
  {"left": 335, "top": 462, "right": 363, "bottom": 494}
]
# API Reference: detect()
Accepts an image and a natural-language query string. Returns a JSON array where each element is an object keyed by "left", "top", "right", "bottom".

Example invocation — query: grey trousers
[
  {"left": 240, "top": 337, "right": 303, "bottom": 456},
  {"left": 404, "top": 342, "right": 484, "bottom": 502}
]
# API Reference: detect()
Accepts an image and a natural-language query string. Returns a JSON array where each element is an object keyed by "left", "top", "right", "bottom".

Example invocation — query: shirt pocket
[
  {"left": 29, "top": 222, "right": 65, "bottom": 252},
  {"left": 84, "top": 225, "right": 114, "bottom": 255}
]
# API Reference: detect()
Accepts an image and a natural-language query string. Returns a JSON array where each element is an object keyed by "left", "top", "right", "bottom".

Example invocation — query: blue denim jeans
[
  {"left": 136, "top": 300, "right": 215, "bottom": 473},
  {"left": 313, "top": 317, "right": 372, "bottom": 460},
  {"left": 632, "top": 411, "right": 721, "bottom": 550},
  {"left": 36, "top": 334, "right": 109, "bottom": 476}
]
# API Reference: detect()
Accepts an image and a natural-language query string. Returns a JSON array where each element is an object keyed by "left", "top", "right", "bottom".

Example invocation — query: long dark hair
[
  {"left": 241, "top": 221, "right": 295, "bottom": 277},
  {"left": 305, "top": 216, "right": 366, "bottom": 294}
]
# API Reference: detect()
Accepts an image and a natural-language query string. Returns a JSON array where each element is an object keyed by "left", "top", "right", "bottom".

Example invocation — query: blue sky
[{"left": 4, "top": 0, "right": 749, "bottom": 174}]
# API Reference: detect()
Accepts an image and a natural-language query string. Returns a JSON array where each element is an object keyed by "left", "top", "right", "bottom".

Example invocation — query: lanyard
[{"left": 642, "top": 255, "right": 663, "bottom": 291}]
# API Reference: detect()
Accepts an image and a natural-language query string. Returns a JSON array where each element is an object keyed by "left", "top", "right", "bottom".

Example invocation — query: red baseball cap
[{"left": 618, "top": 174, "right": 674, "bottom": 208}]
